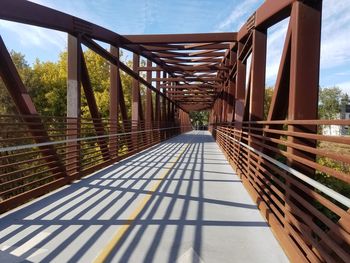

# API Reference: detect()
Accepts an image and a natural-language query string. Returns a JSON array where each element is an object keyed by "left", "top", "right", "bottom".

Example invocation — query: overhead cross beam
[{"left": 123, "top": 32, "right": 237, "bottom": 44}]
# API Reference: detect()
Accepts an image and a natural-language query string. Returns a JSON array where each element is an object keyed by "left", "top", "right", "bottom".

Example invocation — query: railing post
[
  {"left": 110, "top": 46, "right": 119, "bottom": 157},
  {"left": 288, "top": 1, "right": 321, "bottom": 174},
  {"left": 249, "top": 29, "right": 267, "bottom": 150},
  {"left": 227, "top": 47, "right": 236, "bottom": 123},
  {"left": 162, "top": 71, "right": 167, "bottom": 140},
  {"left": 234, "top": 42, "right": 246, "bottom": 130},
  {"left": 285, "top": 0, "right": 322, "bottom": 247},
  {"left": 132, "top": 53, "right": 140, "bottom": 150},
  {"left": 0, "top": 35, "right": 67, "bottom": 179},
  {"left": 155, "top": 71, "right": 161, "bottom": 142},
  {"left": 146, "top": 60, "right": 153, "bottom": 144},
  {"left": 67, "top": 34, "right": 81, "bottom": 176}
]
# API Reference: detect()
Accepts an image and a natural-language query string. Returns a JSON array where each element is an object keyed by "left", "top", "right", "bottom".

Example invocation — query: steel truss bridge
[{"left": 0, "top": 0, "right": 349, "bottom": 262}]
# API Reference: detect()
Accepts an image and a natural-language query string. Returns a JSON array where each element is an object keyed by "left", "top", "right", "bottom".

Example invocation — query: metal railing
[
  {"left": 0, "top": 114, "right": 192, "bottom": 212},
  {"left": 211, "top": 120, "right": 350, "bottom": 262}
]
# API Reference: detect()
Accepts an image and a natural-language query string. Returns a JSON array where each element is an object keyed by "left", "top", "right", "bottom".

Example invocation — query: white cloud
[
  {"left": 216, "top": 0, "right": 261, "bottom": 31},
  {"left": 265, "top": 0, "right": 350, "bottom": 86},
  {"left": 0, "top": 20, "right": 66, "bottom": 51},
  {"left": 320, "top": 0, "right": 350, "bottom": 69},
  {"left": 332, "top": 81, "right": 350, "bottom": 95},
  {"left": 336, "top": 70, "right": 350, "bottom": 76}
]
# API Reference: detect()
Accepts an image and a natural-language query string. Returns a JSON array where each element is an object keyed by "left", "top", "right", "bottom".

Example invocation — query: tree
[
  {"left": 190, "top": 111, "right": 209, "bottom": 128},
  {"left": 0, "top": 51, "right": 32, "bottom": 114},
  {"left": 28, "top": 56, "right": 66, "bottom": 116},
  {"left": 264, "top": 86, "right": 274, "bottom": 120},
  {"left": 120, "top": 60, "right": 133, "bottom": 118},
  {"left": 318, "top": 87, "right": 343, "bottom": 119}
]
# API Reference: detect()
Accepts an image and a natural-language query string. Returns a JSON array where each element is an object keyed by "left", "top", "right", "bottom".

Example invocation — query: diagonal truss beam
[
  {"left": 81, "top": 36, "right": 187, "bottom": 112},
  {"left": 80, "top": 47, "right": 111, "bottom": 161},
  {"left": 0, "top": 35, "right": 67, "bottom": 178}
]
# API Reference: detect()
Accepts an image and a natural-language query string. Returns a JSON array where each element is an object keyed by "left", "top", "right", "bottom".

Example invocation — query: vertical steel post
[
  {"left": 110, "top": 46, "right": 119, "bottom": 157},
  {"left": 155, "top": 71, "right": 161, "bottom": 128},
  {"left": 132, "top": 53, "right": 140, "bottom": 149},
  {"left": 250, "top": 29, "right": 266, "bottom": 122},
  {"left": 222, "top": 57, "right": 229, "bottom": 123},
  {"left": 0, "top": 35, "right": 67, "bottom": 179},
  {"left": 284, "top": 2, "right": 322, "bottom": 245},
  {"left": 234, "top": 42, "right": 246, "bottom": 129},
  {"left": 249, "top": 29, "right": 267, "bottom": 149},
  {"left": 227, "top": 49, "right": 236, "bottom": 122},
  {"left": 146, "top": 60, "right": 153, "bottom": 142},
  {"left": 162, "top": 71, "right": 167, "bottom": 139},
  {"left": 288, "top": 2, "right": 321, "bottom": 175},
  {"left": 67, "top": 34, "right": 81, "bottom": 175}
]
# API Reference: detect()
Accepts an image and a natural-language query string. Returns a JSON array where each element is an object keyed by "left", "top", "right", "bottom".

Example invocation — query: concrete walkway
[{"left": 0, "top": 131, "right": 288, "bottom": 263}]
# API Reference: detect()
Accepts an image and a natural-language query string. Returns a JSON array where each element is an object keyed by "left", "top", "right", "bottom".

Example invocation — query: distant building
[
  {"left": 322, "top": 102, "right": 350, "bottom": 136},
  {"left": 341, "top": 104, "right": 350, "bottom": 135}
]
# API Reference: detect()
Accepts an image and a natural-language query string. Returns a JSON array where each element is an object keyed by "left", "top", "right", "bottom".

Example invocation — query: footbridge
[{"left": 0, "top": 0, "right": 349, "bottom": 262}]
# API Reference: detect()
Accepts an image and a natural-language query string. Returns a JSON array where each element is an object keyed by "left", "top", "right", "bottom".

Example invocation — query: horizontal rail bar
[
  {"left": 214, "top": 128, "right": 350, "bottom": 208},
  {"left": 0, "top": 126, "right": 192, "bottom": 153}
]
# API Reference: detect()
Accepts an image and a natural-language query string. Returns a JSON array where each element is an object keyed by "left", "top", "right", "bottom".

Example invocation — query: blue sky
[{"left": 0, "top": 0, "right": 350, "bottom": 94}]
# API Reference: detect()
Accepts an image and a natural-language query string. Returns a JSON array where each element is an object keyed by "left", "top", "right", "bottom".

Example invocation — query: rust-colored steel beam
[
  {"left": 133, "top": 43, "right": 230, "bottom": 51},
  {"left": 138, "top": 89, "right": 144, "bottom": 122},
  {"left": 0, "top": 35, "right": 67, "bottom": 179},
  {"left": 248, "top": 29, "right": 266, "bottom": 150},
  {"left": 132, "top": 53, "right": 140, "bottom": 146},
  {"left": 183, "top": 105, "right": 211, "bottom": 111},
  {"left": 0, "top": 0, "right": 176, "bottom": 76},
  {"left": 80, "top": 46, "right": 110, "bottom": 161},
  {"left": 0, "top": 0, "right": 236, "bottom": 109},
  {"left": 162, "top": 72, "right": 167, "bottom": 121},
  {"left": 109, "top": 45, "right": 119, "bottom": 156},
  {"left": 167, "top": 100, "right": 171, "bottom": 125},
  {"left": 67, "top": 34, "right": 81, "bottom": 175},
  {"left": 249, "top": 29, "right": 266, "bottom": 122},
  {"left": 155, "top": 71, "right": 161, "bottom": 124},
  {"left": 238, "top": 0, "right": 296, "bottom": 41},
  {"left": 267, "top": 23, "right": 292, "bottom": 121},
  {"left": 145, "top": 60, "right": 153, "bottom": 130},
  {"left": 234, "top": 42, "right": 246, "bottom": 129},
  {"left": 163, "top": 57, "right": 221, "bottom": 64},
  {"left": 226, "top": 50, "right": 236, "bottom": 122},
  {"left": 153, "top": 51, "right": 226, "bottom": 58},
  {"left": 111, "top": 55, "right": 129, "bottom": 127},
  {"left": 138, "top": 65, "right": 229, "bottom": 72},
  {"left": 169, "top": 85, "right": 217, "bottom": 90},
  {"left": 152, "top": 77, "right": 222, "bottom": 82},
  {"left": 166, "top": 91, "right": 215, "bottom": 94},
  {"left": 123, "top": 32, "right": 237, "bottom": 44},
  {"left": 287, "top": 1, "right": 321, "bottom": 174},
  {"left": 117, "top": 71, "right": 129, "bottom": 124},
  {"left": 81, "top": 37, "right": 186, "bottom": 112}
]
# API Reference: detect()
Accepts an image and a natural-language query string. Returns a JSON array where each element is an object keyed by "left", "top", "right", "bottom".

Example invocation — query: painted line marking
[{"left": 94, "top": 143, "right": 189, "bottom": 263}]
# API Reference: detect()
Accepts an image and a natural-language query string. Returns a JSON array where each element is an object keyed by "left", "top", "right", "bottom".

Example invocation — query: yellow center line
[{"left": 94, "top": 143, "right": 189, "bottom": 263}]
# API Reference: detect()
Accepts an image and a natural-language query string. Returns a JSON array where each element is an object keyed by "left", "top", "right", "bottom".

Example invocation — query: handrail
[
  {"left": 0, "top": 125, "right": 192, "bottom": 153},
  {"left": 214, "top": 128, "right": 350, "bottom": 208}
]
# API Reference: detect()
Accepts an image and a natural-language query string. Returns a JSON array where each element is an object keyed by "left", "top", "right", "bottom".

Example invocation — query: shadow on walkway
[{"left": 0, "top": 131, "right": 286, "bottom": 263}]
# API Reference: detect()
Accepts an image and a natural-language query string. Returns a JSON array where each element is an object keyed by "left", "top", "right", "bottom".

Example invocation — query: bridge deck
[{"left": 0, "top": 131, "right": 288, "bottom": 263}]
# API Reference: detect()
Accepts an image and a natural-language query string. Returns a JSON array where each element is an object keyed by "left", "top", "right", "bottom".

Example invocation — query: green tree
[
  {"left": 81, "top": 50, "right": 110, "bottom": 118},
  {"left": 264, "top": 86, "right": 274, "bottom": 120},
  {"left": 190, "top": 111, "right": 209, "bottom": 128},
  {"left": 28, "top": 56, "right": 66, "bottom": 116},
  {"left": 0, "top": 51, "right": 32, "bottom": 114},
  {"left": 120, "top": 60, "right": 133, "bottom": 118},
  {"left": 81, "top": 49, "right": 133, "bottom": 119},
  {"left": 318, "top": 87, "right": 343, "bottom": 119}
]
